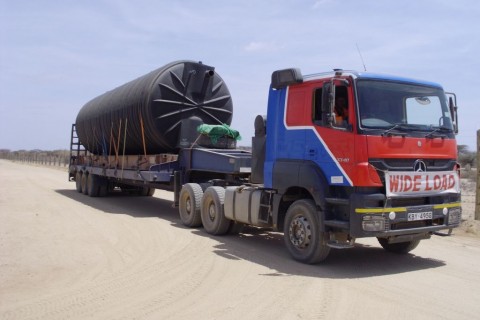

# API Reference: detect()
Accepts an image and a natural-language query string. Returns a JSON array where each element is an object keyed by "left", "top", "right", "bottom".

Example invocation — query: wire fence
[{"left": 0, "top": 151, "right": 70, "bottom": 168}]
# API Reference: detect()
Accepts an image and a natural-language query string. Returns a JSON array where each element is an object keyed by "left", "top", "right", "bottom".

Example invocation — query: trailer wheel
[
  {"left": 284, "top": 199, "right": 330, "bottom": 264},
  {"left": 98, "top": 177, "right": 108, "bottom": 197},
  {"left": 87, "top": 174, "right": 100, "bottom": 197},
  {"left": 201, "top": 186, "right": 230, "bottom": 235},
  {"left": 81, "top": 172, "right": 88, "bottom": 195},
  {"left": 140, "top": 187, "right": 155, "bottom": 197},
  {"left": 179, "top": 183, "right": 203, "bottom": 227},
  {"left": 377, "top": 238, "right": 420, "bottom": 254},
  {"left": 75, "top": 171, "right": 83, "bottom": 193}
]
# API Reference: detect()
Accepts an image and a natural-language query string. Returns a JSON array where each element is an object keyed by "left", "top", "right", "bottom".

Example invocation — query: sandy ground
[{"left": 1, "top": 159, "right": 479, "bottom": 320}]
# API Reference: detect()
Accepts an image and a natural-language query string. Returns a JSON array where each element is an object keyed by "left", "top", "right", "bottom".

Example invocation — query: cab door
[{"left": 308, "top": 79, "right": 355, "bottom": 186}]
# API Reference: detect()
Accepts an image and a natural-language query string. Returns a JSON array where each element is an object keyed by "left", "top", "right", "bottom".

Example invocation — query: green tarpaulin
[{"left": 197, "top": 124, "right": 241, "bottom": 144}]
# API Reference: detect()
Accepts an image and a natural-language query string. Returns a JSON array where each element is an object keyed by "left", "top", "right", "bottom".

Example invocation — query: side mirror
[
  {"left": 446, "top": 92, "right": 458, "bottom": 134},
  {"left": 322, "top": 81, "right": 336, "bottom": 125}
]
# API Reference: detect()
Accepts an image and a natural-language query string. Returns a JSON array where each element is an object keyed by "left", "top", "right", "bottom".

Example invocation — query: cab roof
[{"left": 271, "top": 68, "right": 443, "bottom": 89}]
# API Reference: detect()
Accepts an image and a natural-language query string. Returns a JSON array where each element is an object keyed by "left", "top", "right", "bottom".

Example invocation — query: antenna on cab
[{"left": 356, "top": 43, "right": 367, "bottom": 72}]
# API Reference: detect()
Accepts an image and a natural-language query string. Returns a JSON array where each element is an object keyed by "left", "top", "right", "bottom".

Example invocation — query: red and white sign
[{"left": 385, "top": 171, "right": 460, "bottom": 197}]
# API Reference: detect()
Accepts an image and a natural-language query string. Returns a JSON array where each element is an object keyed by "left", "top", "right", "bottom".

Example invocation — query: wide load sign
[{"left": 385, "top": 171, "right": 460, "bottom": 197}]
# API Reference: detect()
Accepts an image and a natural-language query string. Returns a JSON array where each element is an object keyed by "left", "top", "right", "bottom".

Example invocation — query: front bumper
[{"left": 349, "top": 193, "right": 462, "bottom": 238}]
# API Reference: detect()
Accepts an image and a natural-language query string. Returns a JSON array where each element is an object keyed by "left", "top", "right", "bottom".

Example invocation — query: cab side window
[
  {"left": 333, "top": 86, "right": 349, "bottom": 127},
  {"left": 313, "top": 88, "right": 323, "bottom": 122},
  {"left": 312, "top": 85, "right": 350, "bottom": 128}
]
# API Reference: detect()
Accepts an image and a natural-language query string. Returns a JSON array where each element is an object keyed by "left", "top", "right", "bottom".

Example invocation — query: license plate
[{"left": 407, "top": 212, "right": 433, "bottom": 221}]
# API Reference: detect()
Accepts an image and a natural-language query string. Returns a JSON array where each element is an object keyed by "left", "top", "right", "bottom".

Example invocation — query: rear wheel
[
  {"left": 139, "top": 187, "right": 155, "bottom": 197},
  {"left": 201, "top": 186, "right": 230, "bottom": 235},
  {"left": 377, "top": 238, "right": 420, "bottom": 254},
  {"left": 179, "top": 183, "right": 203, "bottom": 227},
  {"left": 87, "top": 174, "right": 100, "bottom": 197},
  {"left": 98, "top": 177, "right": 109, "bottom": 197},
  {"left": 284, "top": 199, "right": 330, "bottom": 264},
  {"left": 146, "top": 188, "right": 155, "bottom": 196},
  {"left": 81, "top": 173, "right": 88, "bottom": 195},
  {"left": 75, "top": 171, "right": 82, "bottom": 193}
]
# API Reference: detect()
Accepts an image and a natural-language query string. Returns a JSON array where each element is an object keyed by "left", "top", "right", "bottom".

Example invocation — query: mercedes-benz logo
[{"left": 413, "top": 159, "right": 427, "bottom": 172}]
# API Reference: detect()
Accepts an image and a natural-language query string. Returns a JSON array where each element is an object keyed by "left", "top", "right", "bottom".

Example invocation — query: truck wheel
[
  {"left": 201, "top": 186, "right": 230, "bottom": 235},
  {"left": 81, "top": 173, "right": 88, "bottom": 195},
  {"left": 98, "top": 177, "right": 108, "bottom": 197},
  {"left": 75, "top": 171, "right": 82, "bottom": 193},
  {"left": 284, "top": 199, "right": 330, "bottom": 264},
  {"left": 87, "top": 174, "right": 100, "bottom": 197},
  {"left": 179, "top": 183, "right": 203, "bottom": 227},
  {"left": 377, "top": 238, "right": 420, "bottom": 254},
  {"left": 138, "top": 187, "right": 155, "bottom": 196}
]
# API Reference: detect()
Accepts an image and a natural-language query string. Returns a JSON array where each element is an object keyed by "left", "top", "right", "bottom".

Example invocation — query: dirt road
[{"left": 1, "top": 159, "right": 479, "bottom": 320}]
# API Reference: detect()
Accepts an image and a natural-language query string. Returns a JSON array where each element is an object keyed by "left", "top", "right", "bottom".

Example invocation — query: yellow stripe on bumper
[
  {"left": 355, "top": 202, "right": 461, "bottom": 214},
  {"left": 355, "top": 207, "right": 406, "bottom": 214},
  {"left": 433, "top": 202, "right": 461, "bottom": 209}
]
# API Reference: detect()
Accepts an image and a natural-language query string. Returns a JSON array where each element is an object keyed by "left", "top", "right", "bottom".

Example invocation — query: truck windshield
[{"left": 356, "top": 80, "right": 454, "bottom": 135}]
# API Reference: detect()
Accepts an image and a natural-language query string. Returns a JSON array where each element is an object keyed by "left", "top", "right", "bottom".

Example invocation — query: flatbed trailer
[{"left": 69, "top": 124, "right": 252, "bottom": 203}]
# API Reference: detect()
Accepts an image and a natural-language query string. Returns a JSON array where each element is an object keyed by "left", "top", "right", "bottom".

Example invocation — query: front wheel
[
  {"left": 377, "top": 238, "right": 420, "bottom": 254},
  {"left": 284, "top": 199, "right": 330, "bottom": 264}
]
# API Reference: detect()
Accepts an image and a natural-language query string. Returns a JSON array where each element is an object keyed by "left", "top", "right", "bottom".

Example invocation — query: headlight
[{"left": 362, "top": 215, "right": 386, "bottom": 231}]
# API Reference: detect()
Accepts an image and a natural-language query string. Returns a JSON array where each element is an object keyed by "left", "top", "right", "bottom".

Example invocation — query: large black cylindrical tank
[{"left": 75, "top": 60, "right": 233, "bottom": 155}]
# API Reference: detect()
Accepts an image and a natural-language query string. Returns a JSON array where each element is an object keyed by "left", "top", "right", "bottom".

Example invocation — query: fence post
[{"left": 476, "top": 129, "right": 480, "bottom": 220}]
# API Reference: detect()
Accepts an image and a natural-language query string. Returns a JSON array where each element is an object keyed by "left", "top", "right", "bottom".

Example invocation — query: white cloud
[
  {"left": 244, "top": 41, "right": 282, "bottom": 53},
  {"left": 312, "top": 0, "right": 333, "bottom": 9}
]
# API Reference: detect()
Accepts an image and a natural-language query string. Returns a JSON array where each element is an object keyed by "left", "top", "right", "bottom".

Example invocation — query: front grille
[
  {"left": 390, "top": 197, "right": 427, "bottom": 207},
  {"left": 369, "top": 158, "right": 457, "bottom": 187},
  {"left": 370, "top": 158, "right": 456, "bottom": 172}
]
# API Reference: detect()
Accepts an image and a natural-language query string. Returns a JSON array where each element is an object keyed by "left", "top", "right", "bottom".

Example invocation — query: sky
[{"left": 1, "top": 0, "right": 479, "bottom": 151}]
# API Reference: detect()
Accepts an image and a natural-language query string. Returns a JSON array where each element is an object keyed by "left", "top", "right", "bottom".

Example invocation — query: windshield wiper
[
  {"left": 425, "top": 126, "right": 451, "bottom": 139},
  {"left": 381, "top": 123, "right": 412, "bottom": 137}
]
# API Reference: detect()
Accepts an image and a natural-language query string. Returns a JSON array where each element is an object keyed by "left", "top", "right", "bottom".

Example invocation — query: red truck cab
[{"left": 260, "top": 68, "right": 461, "bottom": 262}]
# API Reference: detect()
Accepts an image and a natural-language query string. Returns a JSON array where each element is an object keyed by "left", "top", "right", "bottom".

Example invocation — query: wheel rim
[
  {"left": 185, "top": 196, "right": 192, "bottom": 215},
  {"left": 289, "top": 215, "right": 312, "bottom": 249},
  {"left": 208, "top": 202, "right": 216, "bottom": 221}
]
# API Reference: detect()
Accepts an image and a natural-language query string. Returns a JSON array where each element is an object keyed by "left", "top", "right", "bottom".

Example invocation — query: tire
[
  {"left": 86, "top": 174, "right": 100, "bottom": 197},
  {"left": 75, "top": 171, "right": 82, "bottom": 193},
  {"left": 283, "top": 199, "right": 330, "bottom": 264},
  {"left": 377, "top": 238, "right": 420, "bottom": 254},
  {"left": 137, "top": 186, "right": 154, "bottom": 196},
  {"left": 98, "top": 177, "right": 108, "bottom": 197},
  {"left": 81, "top": 172, "right": 88, "bottom": 195},
  {"left": 145, "top": 188, "right": 155, "bottom": 197},
  {"left": 179, "top": 183, "right": 203, "bottom": 227},
  {"left": 201, "top": 186, "right": 230, "bottom": 235}
]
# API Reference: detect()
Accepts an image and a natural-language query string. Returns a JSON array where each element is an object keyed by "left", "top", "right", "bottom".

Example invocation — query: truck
[{"left": 69, "top": 60, "right": 462, "bottom": 264}]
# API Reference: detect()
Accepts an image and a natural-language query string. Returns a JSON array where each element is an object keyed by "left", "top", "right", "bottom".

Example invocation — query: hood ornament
[{"left": 413, "top": 159, "right": 427, "bottom": 172}]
